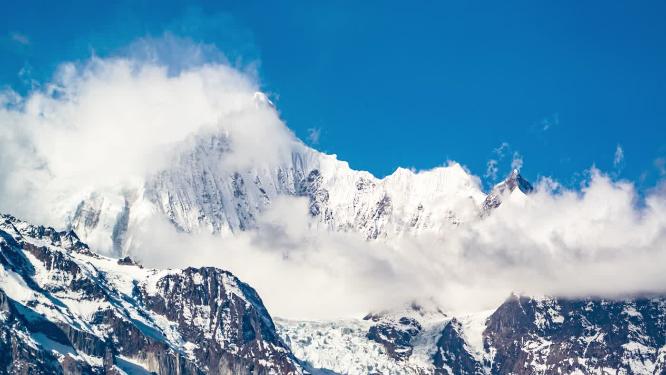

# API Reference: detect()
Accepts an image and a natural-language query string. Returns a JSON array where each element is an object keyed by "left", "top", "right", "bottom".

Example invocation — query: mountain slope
[
  {"left": 0, "top": 213, "right": 301, "bottom": 374},
  {"left": 67, "top": 125, "right": 486, "bottom": 257},
  {"left": 481, "top": 169, "right": 534, "bottom": 212},
  {"left": 485, "top": 294, "right": 666, "bottom": 375},
  {"left": 277, "top": 296, "right": 666, "bottom": 375}
]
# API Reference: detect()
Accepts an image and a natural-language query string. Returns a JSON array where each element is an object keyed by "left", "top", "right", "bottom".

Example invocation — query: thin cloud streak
[{"left": 9, "top": 32, "right": 30, "bottom": 46}]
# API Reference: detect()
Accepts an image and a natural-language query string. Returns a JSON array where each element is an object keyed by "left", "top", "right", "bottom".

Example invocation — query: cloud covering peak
[
  {"left": 1, "top": 39, "right": 665, "bottom": 319},
  {"left": 0, "top": 48, "right": 297, "bottom": 226}
]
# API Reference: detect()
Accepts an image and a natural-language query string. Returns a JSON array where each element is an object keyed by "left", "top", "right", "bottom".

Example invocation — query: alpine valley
[{"left": 1, "top": 93, "right": 665, "bottom": 374}]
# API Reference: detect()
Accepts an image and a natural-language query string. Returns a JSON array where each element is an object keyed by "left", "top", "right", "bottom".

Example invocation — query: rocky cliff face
[
  {"left": 481, "top": 169, "right": 534, "bottom": 212},
  {"left": 277, "top": 296, "right": 666, "bottom": 375},
  {"left": 0, "top": 213, "right": 301, "bottom": 374},
  {"left": 484, "top": 294, "right": 666, "bottom": 375}
]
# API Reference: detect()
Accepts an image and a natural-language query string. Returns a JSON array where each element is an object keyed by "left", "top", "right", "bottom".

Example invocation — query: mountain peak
[
  {"left": 504, "top": 169, "right": 533, "bottom": 194},
  {"left": 253, "top": 91, "right": 274, "bottom": 108},
  {"left": 481, "top": 170, "right": 534, "bottom": 212}
]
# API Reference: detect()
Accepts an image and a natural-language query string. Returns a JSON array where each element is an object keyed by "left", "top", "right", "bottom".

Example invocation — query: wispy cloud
[
  {"left": 613, "top": 144, "right": 624, "bottom": 168},
  {"left": 511, "top": 151, "right": 523, "bottom": 171},
  {"left": 494, "top": 142, "right": 510, "bottom": 159},
  {"left": 540, "top": 112, "right": 559, "bottom": 131},
  {"left": 9, "top": 32, "right": 30, "bottom": 46},
  {"left": 307, "top": 127, "right": 321, "bottom": 145},
  {"left": 655, "top": 157, "right": 666, "bottom": 177},
  {"left": 485, "top": 159, "right": 499, "bottom": 180},
  {"left": 485, "top": 142, "right": 524, "bottom": 183}
]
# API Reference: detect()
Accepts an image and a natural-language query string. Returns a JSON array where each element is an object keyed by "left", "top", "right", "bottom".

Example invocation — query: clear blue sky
[{"left": 2, "top": 1, "right": 665, "bottom": 189}]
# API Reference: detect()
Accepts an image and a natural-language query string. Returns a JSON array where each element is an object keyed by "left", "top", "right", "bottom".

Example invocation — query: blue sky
[{"left": 2, "top": 1, "right": 665, "bottom": 189}]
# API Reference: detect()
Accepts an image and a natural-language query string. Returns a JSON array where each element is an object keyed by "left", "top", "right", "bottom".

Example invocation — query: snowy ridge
[
  {"left": 0, "top": 212, "right": 301, "bottom": 374},
  {"left": 64, "top": 106, "right": 487, "bottom": 256}
]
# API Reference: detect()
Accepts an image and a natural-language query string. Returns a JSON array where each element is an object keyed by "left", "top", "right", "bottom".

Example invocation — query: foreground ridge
[
  {"left": 277, "top": 296, "right": 666, "bottom": 374},
  {"left": 0, "top": 213, "right": 301, "bottom": 374}
]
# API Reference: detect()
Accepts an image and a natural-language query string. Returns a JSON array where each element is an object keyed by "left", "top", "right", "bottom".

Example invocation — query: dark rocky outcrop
[
  {"left": 365, "top": 315, "right": 422, "bottom": 361},
  {"left": 432, "top": 319, "right": 485, "bottom": 375},
  {"left": 297, "top": 169, "right": 330, "bottom": 218},
  {"left": 482, "top": 169, "right": 534, "bottom": 212},
  {"left": 0, "top": 213, "right": 302, "bottom": 375},
  {"left": 484, "top": 294, "right": 666, "bottom": 374},
  {"left": 0, "top": 289, "right": 67, "bottom": 374},
  {"left": 141, "top": 267, "right": 300, "bottom": 374}
]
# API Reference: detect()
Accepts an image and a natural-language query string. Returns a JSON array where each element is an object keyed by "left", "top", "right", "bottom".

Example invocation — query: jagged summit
[
  {"left": 68, "top": 133, "right": 487, "bottom": 256},
  {"left": 505, "top": 168, "right": 534, "bottom": 194},
  {"left": 482, "top": 169, "right": 534, "bottom": 211}
]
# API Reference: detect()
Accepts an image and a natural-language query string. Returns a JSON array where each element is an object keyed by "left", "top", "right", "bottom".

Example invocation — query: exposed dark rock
[
  {"left": 364, "top": 313, "right": 422, "bottom": 361},
  {"left": 298, "top": 169, "right": 330, "bottom": 217},
  {"left": 117, "top": 256, "right": 141, "bottom": 267},
  {"left": 482, "top": 169, "right": 533, "bottom": 212},
  {"left": 0, "top": 213, "right": 303, "bottom": 375},
  {"left": 485, "top": 294, "right": 666, "bottom": 374},
  {"left": 432, "top": 319, "right": 485, "bottom": 375},
  {"left": 141, "top": 267, "right": 300, "bottom": 374},
  {"left": 111, "top": 199, "right": 130, "bottom": 255}
]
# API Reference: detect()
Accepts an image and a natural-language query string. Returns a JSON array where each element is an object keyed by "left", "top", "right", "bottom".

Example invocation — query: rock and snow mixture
[
  {"left": 2, "top": 209, "right": 666, "bottom": 374},
  {"left": 0, "top": 213, "right": 301, "bottom": 374},
  {"left": 67, "top": 130, "right": 492, "bottom": 257},
  {"left": 277, "top": 295, "right": 666, "bottom": 375},
  {"left": 2, "top": 127, "right": 665, "bottom": 374}
]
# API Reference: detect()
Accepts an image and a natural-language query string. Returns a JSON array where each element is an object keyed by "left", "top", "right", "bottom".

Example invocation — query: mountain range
[
  {"left": 1, "top": 211, "right": 665, "bottom": 374},
  {"left": 67, "top": 115, "right": 515, "bottom": 258},
  {"left": 1, "top": 93, "right": 664, "bottom": 374}
]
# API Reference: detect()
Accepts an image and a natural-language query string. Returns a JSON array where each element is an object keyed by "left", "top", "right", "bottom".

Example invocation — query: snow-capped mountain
[
  {"left": 67, "top": 124, "right": 487, "bottom": 257},
  {"left": 6, "top": 90, "right": 662, "bottom": 374},
  {"left": 481, "top": 169, "right": 534, "bottom": 212},
  {"left": 2, "top": 212, "right": 665, "bottom": 374},
  {"left": 0, "top": 213, "right": 301, "bottom": 374},
  {"left": 278, "top": 296, "right": 666, "bottom": 375}
]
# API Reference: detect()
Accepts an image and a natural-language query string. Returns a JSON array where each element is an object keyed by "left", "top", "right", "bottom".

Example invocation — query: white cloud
[
  {"left": 124, "top": 170, "right": 666, "bottom": 318},
  {"left": 485, "top": 159, "right": 498, "bottom": 180},
  {"left": 10, "top": 32, "right": 30, "bottom": 46},
  {"left": 494, "top": 142, "right": 510, "bottom": 158},
  {"left": 511, "top": 151, "right": 523, "bottom": 171},
  {"left": 1, "top": 38, "right": 665, "bottom": 319},
  {"left": 307, "top": 127, "right": 321, "bottom": 144},
  {"left": 0, "top": 42, "right": 296, "bottom": 226},
  {"left": 614, "top": 144, "right": 624, "bottom": 168}
]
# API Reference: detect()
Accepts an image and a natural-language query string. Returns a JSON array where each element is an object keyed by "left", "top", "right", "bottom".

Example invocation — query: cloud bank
[
  {"left": 1, "top": 39, "right": 665, "bottom": 319},
  {"left": 0, "top": 41, "right": 296, "bottom": 227},
  {"left": 123, "top": 171, "right": 666, "bottom": 319}
]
